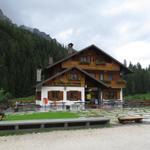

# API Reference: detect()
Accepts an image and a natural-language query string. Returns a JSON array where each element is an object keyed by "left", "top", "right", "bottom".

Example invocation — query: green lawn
[
  {"left": 5, "top": 111, "right": 79, "bottom": 121},
  {"left": 8, "top": 96, "right": 35, "bottom": 104},
  {"left": 125, "top": 92, "right": 150, "bottom": 101}
]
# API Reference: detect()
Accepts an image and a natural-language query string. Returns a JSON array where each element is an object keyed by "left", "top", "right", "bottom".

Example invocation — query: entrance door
[{"left": 85, "top": 87, "right": 99, "bottom": 105}]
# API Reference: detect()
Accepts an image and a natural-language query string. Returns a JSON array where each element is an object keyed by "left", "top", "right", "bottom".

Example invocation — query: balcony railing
[
  {"left": 102, "top": 80, "right": 126, "bottom": 88},
  {"left": 96, "top": 60, "right": 106, "bottom": 65},
  {"left": 103, "top": 80, "right": 111, "bottom": 85},
  {"left": 52, "top": 82, "right": 81, "bottom": 86},
  {"left": 116, "top": 80, "right": 126, "bottom": 84},
  {"left": 79, "top": 61, "right": 90, "bottom": 65}
]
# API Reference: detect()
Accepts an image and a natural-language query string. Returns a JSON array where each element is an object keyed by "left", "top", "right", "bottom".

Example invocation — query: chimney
[
  {"left": 48, "top": 56, "right": 53, "bottom": 65},
  {"left": 124, "top": 59, "right": 127, "bottom": 67},
  {"left": 68, "top": 43, "right": 74, "bottom": 55},
  {"left": 36, "top": 66, "right": 42, "bottom": 82}
]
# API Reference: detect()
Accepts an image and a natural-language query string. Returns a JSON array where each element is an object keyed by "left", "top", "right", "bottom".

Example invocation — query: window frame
[
  {"left": 99, "top": 73, "right": 104, "bottom": 80},
  {"left": 108, "top": 72, "right": 113, "bottom": 80},
  {"left": 67, "top": 91, "right": 81, "bottom": 101},
  {"left": 80, "top": 56, "right": 91, "bottom": 63},
  {"left": 69, "top": 71, "right": 79, "bottom": 80},
  {"left": 48, "top": 91, "right": 63, "bottom": 101}
]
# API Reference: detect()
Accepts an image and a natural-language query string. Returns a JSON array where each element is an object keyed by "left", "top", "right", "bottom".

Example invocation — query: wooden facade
[
  {"left": 43, "top": 69, "right": 85, "bottom": 87},
  {"left": 36, "top": 45, "right": 131, "bottom": 105}
]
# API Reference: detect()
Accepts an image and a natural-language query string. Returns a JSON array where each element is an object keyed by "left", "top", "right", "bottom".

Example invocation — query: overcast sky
[{"left": 0, "top": 0, "right": 150, "bottom": 67}]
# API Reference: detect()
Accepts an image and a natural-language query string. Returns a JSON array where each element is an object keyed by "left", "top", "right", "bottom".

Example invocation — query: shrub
[{"left": 0, "top": 89, "right": 12, "bottom": 103}]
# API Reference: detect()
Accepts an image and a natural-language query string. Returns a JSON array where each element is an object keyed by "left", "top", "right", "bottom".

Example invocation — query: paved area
[{"left": 0, "top": 124, "right": 150, "bottom": 150}]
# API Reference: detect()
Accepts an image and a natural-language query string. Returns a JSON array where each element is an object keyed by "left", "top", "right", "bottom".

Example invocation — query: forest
[
  {"left": 0, "top": 20, "right": 68, "bottom": 99},
  {"left": 124, "top": 62, "right": 150, "bottom": 96}
]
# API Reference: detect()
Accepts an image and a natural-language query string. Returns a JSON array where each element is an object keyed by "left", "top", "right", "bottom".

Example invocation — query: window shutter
[
  {"left": 48, "top": 91, "right": 52, "bottom": 100},
  {"left": 67, "top": 91, "right": 70, "bottom": 100},
  {"left": 77, "top": 91, "right": 81, "bottom": 100},
  {"left": 59, "top": 91, "right": 63, "bottom": 100}
]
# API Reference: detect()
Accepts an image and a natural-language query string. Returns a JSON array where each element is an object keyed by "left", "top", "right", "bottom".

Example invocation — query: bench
[
  {"left": 118, "top": 116, "right": 143, "bottom": 124},
  {"left": 0, "top": 113, "right": 5, "bottom": 121},
  {"left": 0, "top": 117, "right": 110, "bottom": 130}
]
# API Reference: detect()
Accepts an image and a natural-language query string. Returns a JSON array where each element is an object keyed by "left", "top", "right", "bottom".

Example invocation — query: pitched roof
[
  {"left": 36, "top": 67, "right": 109, "bottom": 88},
  {"left": 45, "top": 44, "right": 132, "bottom": 74}
]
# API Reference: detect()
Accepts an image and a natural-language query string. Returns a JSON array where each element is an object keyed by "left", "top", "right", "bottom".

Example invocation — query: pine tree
[{"left": 0, "top": 20, "right": 68, "bottom": 98}]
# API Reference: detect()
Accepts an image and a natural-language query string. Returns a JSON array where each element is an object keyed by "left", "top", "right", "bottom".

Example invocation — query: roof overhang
[
  {"left": 36, "top": 67, "right": 109, "bottom": 88},
  {"left": 44, "top": 44, "right": 132, "bottom": 74}
]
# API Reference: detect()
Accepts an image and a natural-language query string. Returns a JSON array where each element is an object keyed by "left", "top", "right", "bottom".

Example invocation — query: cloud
[
  {"left": 114, "top": 41, "right": 150, "bottom": 67},
  {"left": 101, "top": 0, "right": 150, "bottom": 16},
  {"left": 0, "top": 0, "right": 150, "bottom": 67},
  {"left": 58, "top": 28, "right": 74, "bottom": 41}
]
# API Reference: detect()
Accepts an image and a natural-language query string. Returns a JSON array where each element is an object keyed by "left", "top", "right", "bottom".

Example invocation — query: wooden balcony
[
  {"left": 51, "top": 78, "right": 85, "bottom": 86},
  {"left": 103, "top": 80, "right": 126, "bottom": 88},
  {"left": 62, "top": 61, "right": 120, "bottom": 71}
]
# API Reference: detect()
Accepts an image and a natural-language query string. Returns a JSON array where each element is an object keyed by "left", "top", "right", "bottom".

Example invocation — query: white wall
[
  {"left": 40, "top": 86, "right": 85, "bottom": 106},
  {"left": 120, "top": 88, "right": 123, "bottom": 101}
]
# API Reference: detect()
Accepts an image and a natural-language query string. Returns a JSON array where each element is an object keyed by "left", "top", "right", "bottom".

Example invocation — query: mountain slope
[
  {"left": 20, "top": 25, "right": 52, "bottom": 41},
  {"left": 0, "top": 17, "right": 68, "bottom": 97},
  {"left": 0, "top": 9, "right": 11, "bottom": 22}
]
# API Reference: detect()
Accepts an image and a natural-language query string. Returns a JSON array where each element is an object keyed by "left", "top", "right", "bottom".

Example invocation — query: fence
[
  {"left": 123, "top": 100, "right": 150, "bottom": 107},
  {"left": 3, "top": 100, "right": 150, "bottom": 113}
]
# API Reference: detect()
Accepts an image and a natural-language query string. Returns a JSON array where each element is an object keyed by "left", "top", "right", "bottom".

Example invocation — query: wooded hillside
[
  {"left": 124, "top": 63, "right": 150, "bottom": 96},
  {"left": 0, "top": 20, "right": 68, "bottom": 98}
]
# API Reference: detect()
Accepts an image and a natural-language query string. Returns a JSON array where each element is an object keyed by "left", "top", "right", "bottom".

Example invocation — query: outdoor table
[{"left": 118, "top": 116, "right": 143, "bottom": 124}]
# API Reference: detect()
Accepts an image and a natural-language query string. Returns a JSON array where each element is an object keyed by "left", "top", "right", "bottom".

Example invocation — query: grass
[
  {"left": 5, "top": 111, "right": 79, "bottom": 121},
  {"left": 1, "top": 111, "right": 110, "bottom": 136},
  {"left": 8, "top": 95, "right": 35, "bottom": 104},
  {"left": 4, "top": 107, "right": 150, "bottom": 123},
  {"left": 125, "top": 92, "right": 150, "bottom": 101},
  {"left": 14, "top": 95, "right": 35, "bottom": 101}
]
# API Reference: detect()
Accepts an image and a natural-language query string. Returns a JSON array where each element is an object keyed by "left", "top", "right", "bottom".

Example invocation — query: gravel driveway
[{"left": 0, "top": 124, "right": 150, "bottom": 150}]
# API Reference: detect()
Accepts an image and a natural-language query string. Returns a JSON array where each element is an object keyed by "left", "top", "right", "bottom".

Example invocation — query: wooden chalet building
[{"left": 36, "top": 44, "right": 131, "bottom": 108}]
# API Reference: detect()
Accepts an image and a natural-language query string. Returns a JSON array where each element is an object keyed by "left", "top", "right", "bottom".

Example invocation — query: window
[
  {"left": 48, "top": 91, "right": 63, "bottom": 101},
  {"left": 87, "top": 56, "right": 91, "bottom": 62},
  {"left": 110, "top": 92, "right": 115, "bottom": 99},
  {"left": 69, "top": 70, "right": 79, "bottom": 80},
  {"left": 52, "top": 91, "right": 59, "bottom": 99},
  {"left": 103, "top": 90, "right": 117, "bottom": 99},
  {"left": 80, "top": 56, "right": 91, "bottom": 63},
  {"left": 108, "top": 73, "right": 113, "bottom": 80},
  {"left": 80, "top": 56, "right": 84, "bottom": 62},
  {"left": 69, "top": 73, "right": 79, "bottom": 80},
  {"left": 108, "top": 91, "right": 117, "bottom": 99},
  {"left": 67, "top": 91, "right": 81, "bottom": 101},
  {"left": 99, "top": 73, "right": 104, "bottom": 80}
]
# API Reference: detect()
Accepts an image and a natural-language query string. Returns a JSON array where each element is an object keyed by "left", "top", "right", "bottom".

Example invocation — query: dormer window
[
  {"left": 80, "top": 56, "right": 91, "bottom": 64},
  {"left": 69, "top": 71, "right": 79, "bottom": 80},
  {"left": 108, "top": 73, "right": 113, "bottom": 80},
  {"left": 99, "top": 73, "right": 104, "bottom": 80}
]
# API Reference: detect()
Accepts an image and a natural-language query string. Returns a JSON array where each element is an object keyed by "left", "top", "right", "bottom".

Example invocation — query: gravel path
[{"left": 0, "top": 125, "right": 150, "bottom": 150}]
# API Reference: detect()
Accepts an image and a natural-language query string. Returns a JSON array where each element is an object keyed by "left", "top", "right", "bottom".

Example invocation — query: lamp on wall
[{"left": 85, "top": 85, "right": 87, "bottom": 88}]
